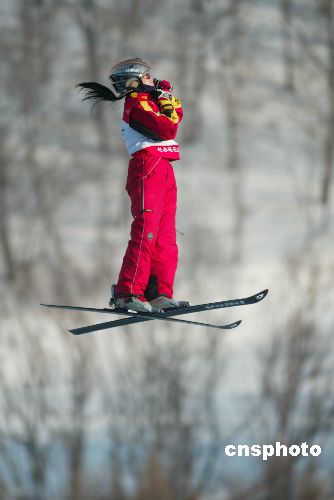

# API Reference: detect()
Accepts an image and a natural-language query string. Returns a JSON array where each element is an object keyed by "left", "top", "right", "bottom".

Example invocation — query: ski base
[{"left": 69, "top": 318, "right": 242, "bottom": 335}]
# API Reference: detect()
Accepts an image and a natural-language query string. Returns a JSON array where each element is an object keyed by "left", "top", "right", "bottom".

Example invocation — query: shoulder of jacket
[
  {"left": 126, "top": 92, "right": 159, "bottom": 113},
  {"left": 129, "top": 92, "right": 149, "bottom": 100}
]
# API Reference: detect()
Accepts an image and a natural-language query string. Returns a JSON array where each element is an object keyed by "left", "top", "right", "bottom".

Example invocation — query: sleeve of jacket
[
  {"left": 128, "top": 93, "right": 183, "bottom": 141},
  {"left": 159, "top": 96, "right": 183, "bottom": 124}
]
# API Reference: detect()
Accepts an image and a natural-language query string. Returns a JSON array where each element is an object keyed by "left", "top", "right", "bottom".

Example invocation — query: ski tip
[
  {"left": 221, "top": 319, "right": 242, "bottom": 330},
  {"left": 69, "top": 328, "right": 81, "bottom": 336},
  {"left": 40, "top": 303, "right": 62, "bottom": 309},
  {"left": 41, "top": 303, "right": 61, "bottom": 310},
  {"left": 253, "top": 289, "right": 269, "bottom": 302}
]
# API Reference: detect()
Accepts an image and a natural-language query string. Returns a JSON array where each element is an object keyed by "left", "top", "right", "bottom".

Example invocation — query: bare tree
[
  {"left": 227, "top": 257, "right": 334, "bottom": 500},
  {"left": 1, "top": 1, "right": 333, "bottom": 499},
  {"left": 213, "top": 0, "right": 247, "bottom": 263},
  {"left": 319, "top": 0, "right": 334, "bottom": 206},
  {"left": 0, "top": 125, "right": 15, "bottom": 282},
  {"left": 64, "top": 341, "right": 96, "bottom": 500},
  {"left": 0, "top": 322, "right": 56, "bottom": 500},
  {"left": 280, "top": 0, "right": 295, "bottom": 91},
  {"left": 173, "top": 0, "right": 208, "bottom": 144},
  {"left": 98, "top": 319, "right": 233, "bottom": 500},
  {"left": 291, "top": 0, "right": 334, "bottom": 206},
  {"left": 68, "top": 0, "right": 111, "bottom": 154}
]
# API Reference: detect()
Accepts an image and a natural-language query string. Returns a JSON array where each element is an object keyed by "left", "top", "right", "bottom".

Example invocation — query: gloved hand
[
  {"left": 158, "top": 97, "right": 174, "bottom": 117},
  {"left": 153, "top": 79, "right": 173, "bottom": 92},
  {"left": 151, "top": 79, "right": 181, "bottom": 121},
  {"left": 151, "top": 79, "right": 174, "bottom": 101},
  {"left": 151, "top": 89, "right": 173, "bottom": 101}
]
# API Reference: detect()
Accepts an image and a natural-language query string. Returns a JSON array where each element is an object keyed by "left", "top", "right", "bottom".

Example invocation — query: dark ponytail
[{"left": 76, "top": 81, "right": 127, "bottom": 105}]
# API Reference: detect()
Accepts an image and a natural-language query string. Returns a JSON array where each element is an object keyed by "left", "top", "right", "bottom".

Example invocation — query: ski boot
[
  {"left": 149, "top": 295, "right": 190, "bottom": 310},
  {"left": 109, "top": 285, "right": 162, "bottom": 314}
]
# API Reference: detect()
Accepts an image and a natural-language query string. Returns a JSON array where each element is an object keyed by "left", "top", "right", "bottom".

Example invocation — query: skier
[{"left": 77, "top": 58, "right": 188, "bottom": 313}]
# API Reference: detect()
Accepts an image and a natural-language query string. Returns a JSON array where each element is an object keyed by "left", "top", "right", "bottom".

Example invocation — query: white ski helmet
[{"left": 108, "top": 58, "right": 151, "bottom": 97}]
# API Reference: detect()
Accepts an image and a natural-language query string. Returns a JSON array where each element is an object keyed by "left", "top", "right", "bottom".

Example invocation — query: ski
[
  {"left": 41, "top": 288, "right": 268, "bottom": 334},
  {"left": 41, "top": 301, "right": 241, "bottom": 333},
  {"left": 69, "top": 317, "right": 242, "bottom": 335}
]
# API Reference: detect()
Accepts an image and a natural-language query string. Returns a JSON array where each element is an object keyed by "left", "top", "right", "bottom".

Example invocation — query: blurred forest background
[{"left": 0, "top": 0, "right": 334, "bottom": 499}]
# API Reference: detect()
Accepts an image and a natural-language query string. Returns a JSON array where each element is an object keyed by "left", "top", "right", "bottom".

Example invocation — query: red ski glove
[
  {"left": 152, "top": 79, "right": 182, "bottom": 122},
  {"left": 154, "top": 79, "right": 173, "bottom": 92}
]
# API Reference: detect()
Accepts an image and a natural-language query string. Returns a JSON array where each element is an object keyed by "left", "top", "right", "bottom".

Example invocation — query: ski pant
[{"left": 116, "top": 152, "right": 178, "bottom": 298}]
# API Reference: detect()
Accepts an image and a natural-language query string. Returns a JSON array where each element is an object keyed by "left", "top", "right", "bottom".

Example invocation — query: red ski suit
[{"left": 116, "top": 90, "right": 183, "bottom": 299}]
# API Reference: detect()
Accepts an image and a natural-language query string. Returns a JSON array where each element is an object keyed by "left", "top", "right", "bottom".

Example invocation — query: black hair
[{"left": 76, "top": 81, "right": 128, "bottom": 106}]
